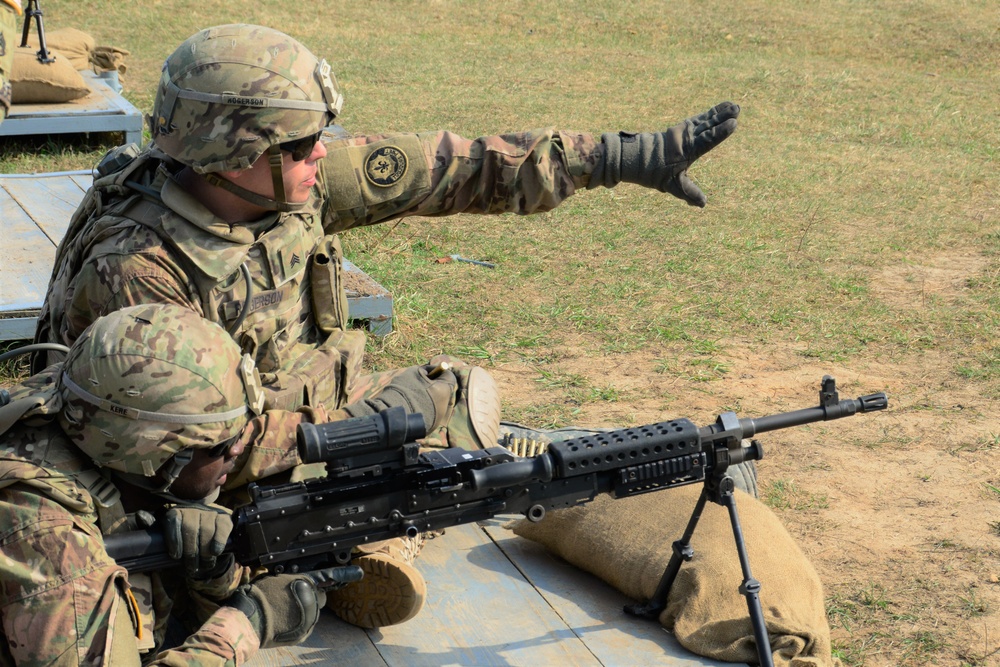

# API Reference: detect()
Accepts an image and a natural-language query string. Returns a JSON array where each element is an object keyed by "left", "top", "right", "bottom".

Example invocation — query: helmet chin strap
[
  {"left": 113, "top": 448, "right": 193, "bottom": 494},
  {"left": 203, "top": 144, "right": 307, "bottom": 213},
  {"left": 113, "top": 465, "right": 223, "bottom": 505}
]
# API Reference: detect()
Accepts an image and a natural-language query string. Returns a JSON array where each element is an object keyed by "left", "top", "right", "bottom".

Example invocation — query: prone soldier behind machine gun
[{"left": 0, "top": 304, "right": 361, "bottom": 665}]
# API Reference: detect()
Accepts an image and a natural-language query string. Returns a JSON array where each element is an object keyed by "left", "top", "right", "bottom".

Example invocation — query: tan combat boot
[{"left": 325, "top": 534, "right": 427, "bottom": 628}]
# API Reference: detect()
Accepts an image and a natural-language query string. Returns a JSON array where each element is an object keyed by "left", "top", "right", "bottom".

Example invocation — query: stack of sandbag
[
  {"left": 510, "top": 484, "right": 841, "bottom": 667},
  {"left": 14, "top": 26, "right": 128, "bottom": 103}
]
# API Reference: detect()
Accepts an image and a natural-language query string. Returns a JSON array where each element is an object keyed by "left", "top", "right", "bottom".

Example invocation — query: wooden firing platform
[
  {"left": 0, "top": 171, "right": 393, "bottom": 340},
  {"left": 247, "top": 520, "right": 734, "bottom": 667},
  {"left": 0, "top": 70, "right": 144, "bottom": 147}
]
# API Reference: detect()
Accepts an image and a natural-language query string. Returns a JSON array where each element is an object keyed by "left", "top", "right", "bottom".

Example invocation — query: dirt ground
[{"left": 486, "top": 255, "right": 1000, "bottom": 666}]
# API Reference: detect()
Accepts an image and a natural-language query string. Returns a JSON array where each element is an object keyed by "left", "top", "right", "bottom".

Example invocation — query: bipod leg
[
  {"left": 623, "top": 484, "right": 710, "bottom": 619},
  {"left": 19, "top": 0, "right": 54, "bottom": 63},
  {"left": 720, "top": 487, "right": 774, "bottom": 667}
]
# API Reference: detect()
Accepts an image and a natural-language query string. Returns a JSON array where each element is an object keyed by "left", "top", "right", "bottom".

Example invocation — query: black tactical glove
[
  {"left": 591, "top": 101, "right": 740, "bottom": 207},
  {"left": 343, "top": 363, "right": 458, "bottom": 433},
  {"left": 162, "top": 504, "right": 233, "bottom": 578},
  {"left": 224, "top": 566, "right": 363, "bottom": 648}
]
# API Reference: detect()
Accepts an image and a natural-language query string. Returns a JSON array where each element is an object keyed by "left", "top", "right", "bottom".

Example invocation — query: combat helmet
[
  {"left": 58, "top": 304, "right": 265, "bottom": 490},
  {"left": 150, "top": 24, "right": 343, "bottom": 212}
]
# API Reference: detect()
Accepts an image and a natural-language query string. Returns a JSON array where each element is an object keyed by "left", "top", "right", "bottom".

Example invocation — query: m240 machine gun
[{"left": 107, "top": 376, "right": 886, "bottom": 666}]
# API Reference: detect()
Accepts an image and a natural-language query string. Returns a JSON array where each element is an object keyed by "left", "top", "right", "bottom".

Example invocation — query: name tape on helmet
[
  {"left": 222, "top": 94, "right": 269, "bottom": 108},
  {"left": 172, "top": 86, "right": 332, "bottom": 113}
]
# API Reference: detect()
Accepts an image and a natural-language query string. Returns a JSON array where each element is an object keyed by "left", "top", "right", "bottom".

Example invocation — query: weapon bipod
[
  {"left": 624, "top": 471, "right": 775, "bottom": 667},
  {"left": 19, "top": 0, "right": 55, "bottom": 64}
]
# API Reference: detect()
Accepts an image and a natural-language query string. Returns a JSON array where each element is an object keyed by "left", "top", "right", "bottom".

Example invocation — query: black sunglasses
[
  {"left": 206, "top": 434, "right": 240, "bottom": 458},
  {"left": 279, "top": 131, "right": 323, "bottom": 161}
]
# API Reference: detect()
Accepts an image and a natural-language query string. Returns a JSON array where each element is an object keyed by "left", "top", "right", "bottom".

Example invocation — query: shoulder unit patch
[{"left": 364, "top": 145, "right": 408, "bottom": 187}]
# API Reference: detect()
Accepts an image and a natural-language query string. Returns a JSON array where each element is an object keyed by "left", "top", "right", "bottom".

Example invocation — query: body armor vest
[{"left": 34, "top": 146, "right": 362, "bottom": 411}]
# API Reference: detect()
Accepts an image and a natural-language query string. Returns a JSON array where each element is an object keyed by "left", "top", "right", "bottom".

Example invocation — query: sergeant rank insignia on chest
[{"left": 365, "top": 146, "right": 408, "bottom": 187}]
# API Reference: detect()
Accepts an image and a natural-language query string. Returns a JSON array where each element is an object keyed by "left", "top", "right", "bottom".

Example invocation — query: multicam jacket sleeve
[
  {"left": 220, "top": 405, "right": 330, "bottom": 494},
  {"left": 320, "top": 129, "right": 602, "bottom": 231},
  {"left": 38, "top": 129, "right": 604, "bottom": 417},
  {"left": 0, "top": 374, "right": 262, "bottom": 666}
]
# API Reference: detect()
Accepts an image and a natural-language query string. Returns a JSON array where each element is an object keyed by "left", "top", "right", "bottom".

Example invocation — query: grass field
[{"left": 2, "top": 1, "right": 998, "bottom": 664}]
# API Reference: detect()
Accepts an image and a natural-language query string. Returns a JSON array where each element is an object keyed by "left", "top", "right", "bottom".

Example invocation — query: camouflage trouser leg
[
  {"left": 0, "top": 488, "right": 146, "bottom": 664},
  {"left": 345, "top": 355, "right": 501, "bottom": 451}
]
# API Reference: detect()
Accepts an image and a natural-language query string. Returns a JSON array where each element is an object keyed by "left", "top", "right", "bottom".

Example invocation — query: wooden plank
[
  {"left": 347, "top": 297, "right": 393, "bottom": 336},
  {"left": 246, "top": 523, "right": 730, "bottom": 666},
  {"left": 0, "top": 318, "right": 36, "bottom": 341},
  {"left": 246, "top": 614, "right": 386, "bottom": 667},
  {"left": 0, "top": 184, "right": 57, "bottom": 310},
  {"left": 482, "top": 523, "right": 742, "bottom": 667},
  {"left": 4, "top": 72, "right": 123, "bottom": 116},
  {"left": 370, "top": 523, "right": 603, "bottom": 666},
  {"left": 344, "top": 259, "right": 393, "bottom": 336},
  {"left": 80, "top": 71, "right": 138, "bottom": 118},
  {"left": 2, "top": 175, "right": 88, "bottom": 244},
  {"left": 69, "top": 173, "right": 95, "bottom": 191}
]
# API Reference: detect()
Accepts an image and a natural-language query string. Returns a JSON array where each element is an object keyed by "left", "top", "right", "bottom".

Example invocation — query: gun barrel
[{"left": 741, "top": 391, "right": 888, "bottom": 437}]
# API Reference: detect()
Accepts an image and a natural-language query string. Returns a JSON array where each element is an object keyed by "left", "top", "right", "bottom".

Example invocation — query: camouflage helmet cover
[
  {"left": 151, "top": 23, "right": 343, "bottom": 173},
  {"left": 58, "top": 304, "right": 264, "bottom": 478}
]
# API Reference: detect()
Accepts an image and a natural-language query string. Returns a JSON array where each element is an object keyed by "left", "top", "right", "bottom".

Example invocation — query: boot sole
[
  {"left": 326, "top": 552, "right": 426, "bottom": 629},
  {"left": 467, "top": 366, "right": 501, "bottom": 448}
]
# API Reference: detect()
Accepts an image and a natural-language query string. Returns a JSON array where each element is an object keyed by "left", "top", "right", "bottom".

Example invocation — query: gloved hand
[
  {"left": 224, "top": 566, "right": 363, "bottom": 648},
  {"left": 344, "top": 362, "right": 458, "bottom": 433},
  {"left": 591, "top": 101, "right": 740, "bottom": 207},
  {"left": 162, "top": 504, "right": 233, "bottom": 578}
]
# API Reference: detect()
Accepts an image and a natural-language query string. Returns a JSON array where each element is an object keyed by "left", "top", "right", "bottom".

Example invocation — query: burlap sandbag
[
  {"left": 89, "top": 44, "right": 129, "bottom": 83},
  {"left": 22, "top": 27, "right": 128, "bottom": 83},
  {"left": 511, "top": 485, "right": 839, "bottom": 667},
  {"left": 23, "top": 27, "right": 95, "bottom": 70},
  {"left": 11, "top": 47, "right": 89, "bottom": 103}
]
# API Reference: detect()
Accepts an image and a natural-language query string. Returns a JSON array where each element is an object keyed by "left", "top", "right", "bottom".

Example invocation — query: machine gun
[{"left": 106, "top": 376, "right": 886, "bottom": 667}]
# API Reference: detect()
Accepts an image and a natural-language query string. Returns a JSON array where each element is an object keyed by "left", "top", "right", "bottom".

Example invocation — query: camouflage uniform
[
  {"left": 0, "top": 308, "right": 330, "bottom": 665},
  {"left": 0, "top": 0, "right": 19, "bottom": 121}
]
